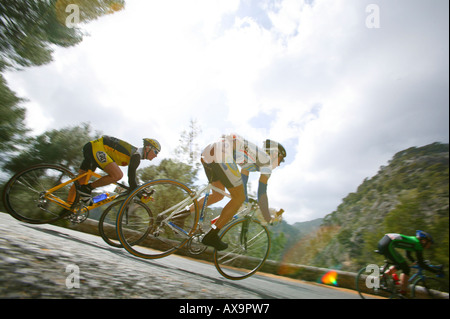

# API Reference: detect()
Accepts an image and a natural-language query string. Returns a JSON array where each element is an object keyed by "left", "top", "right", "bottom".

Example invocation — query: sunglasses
[{"left": 146, "top": 146, "right": 159, "bottom": 155}]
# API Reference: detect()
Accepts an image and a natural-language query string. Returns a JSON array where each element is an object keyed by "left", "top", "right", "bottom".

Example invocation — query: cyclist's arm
[
  {"left": 241, "top": 169, "right": 250, "bottom": 202},
  {"left": 127, "top": 154, "right": 141, "bottom": 190},
  {"left": 257, "top": 174, "right": 271, "bottom": 223},
  {"left": 406, "top": 251, "right": 415, "bottom": 263},
  {"left": 415, "top": 251, "right": 440, "bottom": 274}
]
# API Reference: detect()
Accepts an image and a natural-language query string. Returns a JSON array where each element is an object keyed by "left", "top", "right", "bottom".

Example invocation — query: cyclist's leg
[
  {"left": 378, "top": 235, "right": 397, "bottom": 274},
  {"left": 197, "top": 180, "right": 226, "bottom": 209},
  {"left": 196, "top": 159, "right": 227, "bottom": 209},
  {"left": 170, "top": 163, "right": 228, "bottom": 228},
  {"left": 88, "top": 137, "right": 123, "bottom": 189},
  {"left": 214, "top": 184, "right": 245, "bottom": 229},
  {"left": 384, "top": 239, "right": 411, "bottom": 293},
  {"left": 202, "top": 187, "right": 245, "bottom": 250},
  {"left": 203, "top": 160, "right": 245, "bottom": 228},
  {"left": 67, "top": 142, "right": 99, "bottom": 203},
  {"left": 398, "top": 262, "right": 410, "bottom": 293},
  {"left": 201, "top": 161, "right": 245, "bottom": 250},
  {"left": 90, "top": 162, "right": 123, "bottom": 188}
]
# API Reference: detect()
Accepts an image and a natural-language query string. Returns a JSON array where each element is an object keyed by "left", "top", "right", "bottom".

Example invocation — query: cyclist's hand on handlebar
[
  {"left": 436, "top": 265, "right": 445, "bottom": 278},
  {"left": 268, "top": 209, "right": 284, "bottom": 226},
  {"left": 276, "top": 208, "right": 284, "bottom": 217}
]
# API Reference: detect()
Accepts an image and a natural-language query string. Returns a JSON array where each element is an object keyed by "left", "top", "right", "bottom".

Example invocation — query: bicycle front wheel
[
  {"left": 117, "top": 179, "right": 199, "bottom": 259},
  {"left": 214, "top": 218, "right": 270, "bottom": 280},
  {"left": 2, "top": 164, "right": 78, "bottom": 224},
  {"left": 98, "top": 200, "right": 153, "bottom": 248},
  {"left": 411, "top": 277, "right": 449, "bottom": 299}
]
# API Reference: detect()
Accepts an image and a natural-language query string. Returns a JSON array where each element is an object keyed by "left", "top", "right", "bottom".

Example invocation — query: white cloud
[{"left": 4, "top": 0, "right": 448, "bottom": 223}]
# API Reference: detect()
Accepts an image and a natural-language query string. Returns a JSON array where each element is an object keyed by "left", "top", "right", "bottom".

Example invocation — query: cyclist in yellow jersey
[{"left": 77, "top": 136, "right": 161, "bottom": 204}]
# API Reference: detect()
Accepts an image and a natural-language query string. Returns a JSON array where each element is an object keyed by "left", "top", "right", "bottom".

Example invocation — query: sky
[{"left": 4, "top": 0, "right": 449, "bottom": 224}]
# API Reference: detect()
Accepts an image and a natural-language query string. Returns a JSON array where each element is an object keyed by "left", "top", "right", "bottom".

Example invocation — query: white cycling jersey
[{"left": 201, "top": 134, "right": 274, "bottom": 175}]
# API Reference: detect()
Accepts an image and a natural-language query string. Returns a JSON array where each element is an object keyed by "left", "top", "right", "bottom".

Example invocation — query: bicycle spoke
[
  {"left": 3, "top": 164, "right": 76, "bottom": 224},
  {"left": 116, "top": 179, "right": 199, "bottom": 259},
  {"left": 214, "top": 218, "right": 270, "bottom": 280},
  {"left": 99, "top": 200, "right": 153, "bottom": 248}
]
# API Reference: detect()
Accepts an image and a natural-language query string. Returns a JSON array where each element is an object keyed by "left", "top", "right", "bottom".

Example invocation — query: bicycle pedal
[{"left": 80, "top": 198, "right": 93, "bottom": 206}]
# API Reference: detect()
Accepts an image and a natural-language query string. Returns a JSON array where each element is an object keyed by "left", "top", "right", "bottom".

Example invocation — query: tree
[
  {"left": 0, "top": 0, "right": 125, "bottom": 69},
  {"left": 138, "top": 159, "right": 198, "bottom": 189},
  {"left": 2, "top": 122, "right": 99, "bottom": 174},
  {"left": 0, "top": 0, "right": 125, "bottom": 164},
  {"left": 0, "top": 74, "right": 28, "bottom": 161},
  {"left": 174, "top": 118, "right": 202, "bottom": 172}
]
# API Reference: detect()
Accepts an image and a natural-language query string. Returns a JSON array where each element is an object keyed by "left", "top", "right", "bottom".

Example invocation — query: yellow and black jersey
[{"left": 81, "top": 136, "right": 142, "bottom": 189}]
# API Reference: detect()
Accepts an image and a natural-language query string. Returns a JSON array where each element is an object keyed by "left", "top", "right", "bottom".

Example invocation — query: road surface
[{"left": 0, "top": 212, "right": 361, "bottom": 302}]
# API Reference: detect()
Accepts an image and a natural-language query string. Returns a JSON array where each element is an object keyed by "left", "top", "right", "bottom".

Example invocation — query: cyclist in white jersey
[{"left": 199, "top": 134, "right": 287, "bottom": 250}]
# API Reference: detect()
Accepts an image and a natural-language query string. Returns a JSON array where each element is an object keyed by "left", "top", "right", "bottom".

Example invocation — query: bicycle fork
[{"left": 240, "top": 217, "right": 250, "bottom": 250}]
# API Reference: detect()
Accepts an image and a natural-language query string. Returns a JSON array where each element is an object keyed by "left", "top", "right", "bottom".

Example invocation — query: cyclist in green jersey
[{"left": 377, "top": 230, "right": 442, "bottom": 294}]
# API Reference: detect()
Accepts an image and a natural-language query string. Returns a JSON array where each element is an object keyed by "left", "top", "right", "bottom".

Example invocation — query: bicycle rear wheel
[
  {"left": 98, "top": 200, "right": 153, "bottom": 248},
  {"left": 2, "top": 164, "right": 78, "bottom": 224},
  {"left": 214, "top": 218, "right": 270, "bottom": 280},
  {"left": 355, "top": 266, "right": 382, "bottom": 299},
  {"left": 117, "top": 179, "right": 199, "bottom": 259},
  {"left": 355, "top": 266, "right": 396, "bottom": 299}
]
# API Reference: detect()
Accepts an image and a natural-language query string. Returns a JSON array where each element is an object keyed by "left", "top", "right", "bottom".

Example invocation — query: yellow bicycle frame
[{"left": 44, "top": 170, "right": 121, "bottom": 213}]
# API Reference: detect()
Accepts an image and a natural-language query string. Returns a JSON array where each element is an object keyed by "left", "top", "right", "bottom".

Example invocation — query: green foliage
[
  {"left": 294, "top": 143, "right": 449, "bottom": 274},
  {"left": 269, "top": 231, "right": 287, "bottom": 260},
  {"left": 0, "top": 0, "right": 126, "bottom": 170},
  {"left": 2, "top": 123, "right": 98, "bottom": 174},
  {"left": 138, "top": 159, "right": 198, "bottom": 189},
  {"left": 1, "top": 0, "right": 80, "bottom": 68},
  {"left": 0, "top": 74, "right": 28, "bottom": 160},
  {"left": 173, "top": 118, "right": 202, "bottom": 172},
  {"left": 1, "top": 0, "right": 125, "bottom": 69},
  {"left": 138, "top": 119, "right": 203, "bottom": 188}
]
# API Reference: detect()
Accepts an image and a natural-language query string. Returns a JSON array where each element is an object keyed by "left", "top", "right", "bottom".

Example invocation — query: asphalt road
[{"left": 0, "top": 212, "right": 361, "bottom": 301}]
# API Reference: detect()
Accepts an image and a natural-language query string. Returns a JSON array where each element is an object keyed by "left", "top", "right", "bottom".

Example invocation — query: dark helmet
[
  {"left": 416, "top": 230, "right": 434, "bottom": 244},
  {"left": 264, "top": 139, "right": 287, "bottom": 160}
]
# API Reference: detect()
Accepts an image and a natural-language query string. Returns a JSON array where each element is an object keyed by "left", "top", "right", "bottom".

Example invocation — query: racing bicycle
[
  {"left": 116, "top": 179, "right": 283, "bottom": 280},
  {"left": 355, "top": 250, "right": 448, "bottom": 299},
  {"left": 2, "top": 163, "right": 153, "bottom": 248}
]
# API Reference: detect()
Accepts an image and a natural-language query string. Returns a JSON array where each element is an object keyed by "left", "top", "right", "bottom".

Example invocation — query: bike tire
[
  {"left": 98, "top": 200, "right": 153, "bottom": 248},
  {"left": 355, "top": 266, "right": 395, "bottom": 299},
  {"left": 2, "top": 164, "right": 79, "bottom": 224},
  {"left": 214, "top": 218, "right": 270, "bottom": 280},
  {"left": 116, "top": 179, "right": 199, "bottom": 259},
  {"left": 411, "top": 277, "right": 449, "bottom": 299},
  {"left": 356, "top": 266, "right": 375, "bottom": 299}
]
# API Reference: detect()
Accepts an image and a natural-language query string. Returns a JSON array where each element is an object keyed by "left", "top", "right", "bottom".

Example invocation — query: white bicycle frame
[{"left": 157, "top": 183, "right": 253, "bottom": 238}]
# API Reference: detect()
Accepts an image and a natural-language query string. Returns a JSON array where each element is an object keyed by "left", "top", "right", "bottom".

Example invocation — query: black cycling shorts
[
  {"left": 80, "top": 142, "right": 101, "bottom": 171},
  {"left": 201, "top": 160, "right": 242, "bottom": 190},
  {"left": 378, "top": 235, "right": 410, "bottom": 275}
]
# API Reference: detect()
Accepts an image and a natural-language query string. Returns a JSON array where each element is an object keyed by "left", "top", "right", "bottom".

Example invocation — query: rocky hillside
[{"left": 282, "top": 142, "right": 449, "bottom": 272}]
